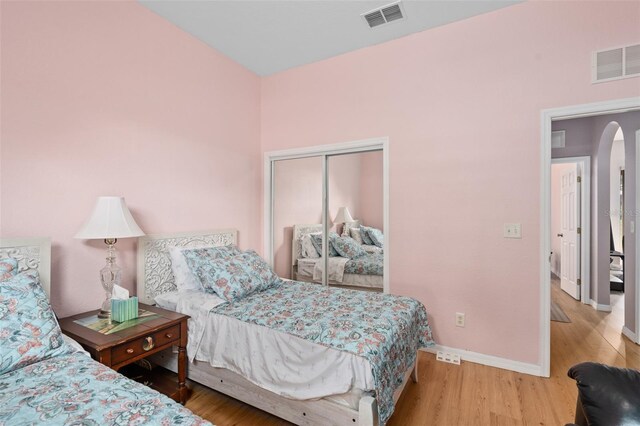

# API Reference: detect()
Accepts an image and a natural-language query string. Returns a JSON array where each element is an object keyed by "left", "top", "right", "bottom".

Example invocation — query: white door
[{"left": 559, "top": 164, "right": 581, "bottom": 300}]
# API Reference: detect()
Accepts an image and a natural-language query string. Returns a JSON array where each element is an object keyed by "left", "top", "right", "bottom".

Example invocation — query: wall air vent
[
  {"left": 551, "top": 130, "right": 566, "bottom": 149},
  {"left": 593, "top": 43, "right": 640, "bottom": 83},
  {"left": 362, "top": 2, "right": 405, "bottom": 29}
]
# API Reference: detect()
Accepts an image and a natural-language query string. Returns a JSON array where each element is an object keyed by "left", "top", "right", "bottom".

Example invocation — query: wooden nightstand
[{"left": 59, "top": 303, "right": 190, "bottom": 404}]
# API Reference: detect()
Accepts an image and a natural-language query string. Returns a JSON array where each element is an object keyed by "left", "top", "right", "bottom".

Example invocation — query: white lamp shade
[
  {"left": 334, "top": 207, "right": 354, "bottom": 224},
  {"left": 75, "top": 196, "right": 145, "bottom": 239}
]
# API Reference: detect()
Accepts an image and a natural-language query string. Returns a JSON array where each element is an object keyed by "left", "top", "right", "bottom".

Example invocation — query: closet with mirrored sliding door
[{"left": 266, "top": 138, "right": 388, "bottom": 292}]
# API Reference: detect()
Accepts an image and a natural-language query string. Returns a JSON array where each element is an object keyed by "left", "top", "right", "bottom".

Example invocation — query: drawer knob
[
  {"left": 143, "top": 336, "right": 155, "bottom": 351},
  {"left": 165, "top": 333, "right": 173, "bottom": 339},
  {"left": 126, "top": 348, "right": 134, "bottom": 354}
]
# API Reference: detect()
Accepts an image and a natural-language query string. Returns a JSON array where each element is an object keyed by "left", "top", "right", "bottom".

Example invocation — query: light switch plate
[{"left": 504, "top": 223, "right": 522, "bottom": 239}]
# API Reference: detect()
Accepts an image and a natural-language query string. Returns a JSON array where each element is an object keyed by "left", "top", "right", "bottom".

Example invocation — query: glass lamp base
[{"left": 99, "top": 239, "right": 121, "bottom": 321}]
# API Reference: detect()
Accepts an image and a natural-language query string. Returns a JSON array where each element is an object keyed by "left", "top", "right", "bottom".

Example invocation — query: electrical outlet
[
  {"left": 503, "top": 223, "right": 522, "bottom": 239},
  {"left": 436, "top": 351, "right": 461, "bottom": 365},
  {"left": 455, "top": 312, "right": 465, "bottom": 327}
]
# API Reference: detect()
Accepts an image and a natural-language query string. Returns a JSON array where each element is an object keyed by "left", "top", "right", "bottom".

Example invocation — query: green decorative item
[{"left": 111, "top": 296, "right": 139, "bottom": 323}]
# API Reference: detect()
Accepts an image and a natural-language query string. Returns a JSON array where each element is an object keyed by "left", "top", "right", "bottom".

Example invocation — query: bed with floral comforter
[
  {"left": 344, "top": 252, "right": 384, "bottom": 275},
  {"left": 0, "top": 352, "right": 210, "bottom": 426},
  {"left": 212, "top": 279, "right": 434, "bottom": 425},
  {"left": 0, "top": 261, "right": 211, "bottom": 426}
]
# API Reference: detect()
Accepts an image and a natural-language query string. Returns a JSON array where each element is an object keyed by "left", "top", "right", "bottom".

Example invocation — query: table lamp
[
  {"left": 75, "top": 196, "right": 145, "bottom": 318},
  {"left": 334, "top": 207, "right": 354, "bottom": 236}
]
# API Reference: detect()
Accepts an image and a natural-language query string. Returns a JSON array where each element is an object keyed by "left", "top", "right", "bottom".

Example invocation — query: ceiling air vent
[
  {"left": 593, "top": 43, "right": 640, "bottom": 83},
  {"left": 362, "top": 2, "right": 405, "bottom": 29}
]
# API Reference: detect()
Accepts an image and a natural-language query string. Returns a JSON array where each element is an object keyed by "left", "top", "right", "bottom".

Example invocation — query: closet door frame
[{"left": 264, "top": 137, "right": 389, "bottom": 293}]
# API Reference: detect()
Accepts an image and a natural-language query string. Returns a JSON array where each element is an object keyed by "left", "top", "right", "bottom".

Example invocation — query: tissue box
[{"left": 111, "top": 297, "right": 138, "bottom": 322}]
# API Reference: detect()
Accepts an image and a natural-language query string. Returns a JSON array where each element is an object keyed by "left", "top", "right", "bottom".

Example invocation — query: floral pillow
[
  {"left": 239, "top": 250, "right": 280, "bottom": 290},
  {"left": 362, "top": 226, "right": 384, "bottom": 248},
  {"left": 359, "top": 227, "right": 374, "bottom": 245},
  {"left": 0, "top": 271, "right": 72, "bottom": 374},
  {"left": 332, "top": 236, "right": 367, "bottom": 259},
  {"left": 310, "top": 232, "right": 339, "bottom": 257},
  {"left": 184, "top": 249, "right": 278, "bottom": 302},
  {"left": 181, "top": 245, "right": 241, "bottom": 265},
  {"left": 174, "top": 245, "right": 241, "bottom": 292},
  {"left": 0, "top": 258, "right": 18, "bottom": 282}
]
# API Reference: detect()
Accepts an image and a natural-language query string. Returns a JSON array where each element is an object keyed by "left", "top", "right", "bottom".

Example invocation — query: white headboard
[
  {"left": 291, "top": 224, "right": 322, "bottom": 269},
  {"left": 136, "top": 229, "right": 238, "bottom": 305},
  {"left": 0, "top": 237, "right": 51, "bottom": 297}
]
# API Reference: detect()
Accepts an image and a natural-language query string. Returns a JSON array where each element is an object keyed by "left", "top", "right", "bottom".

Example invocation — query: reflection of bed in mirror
[{"left": 292, "top": 222, "right": 383, "bottom": 290}]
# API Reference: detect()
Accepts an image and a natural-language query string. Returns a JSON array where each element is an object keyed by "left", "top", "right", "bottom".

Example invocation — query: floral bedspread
[
  {"left": 344, "top": 252, "right": 384, "bottom": 276},
  {"left": 213, "top": 280, "right": 434, "bottom": 425},
  {"left": 0, "top": 352, "right": 211, "bottom": 426}
]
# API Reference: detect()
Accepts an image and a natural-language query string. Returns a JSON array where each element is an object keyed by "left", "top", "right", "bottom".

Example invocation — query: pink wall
[
  {"left": 358, "top": 151, "right": 383, "bottom": 230},
  {"left": 261, "top": 1, "right": 640, "bottom": 365},
  {"left": 0, "top": 1, "right": 261, "bottom": 317},
  {"left": 329, "top": 153, "right": 363, "bottom": 227}
]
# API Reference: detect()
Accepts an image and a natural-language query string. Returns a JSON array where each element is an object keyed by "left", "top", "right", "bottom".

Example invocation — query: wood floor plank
[{"left": 184, "top": 280, "right": 640, "bottom": 425}]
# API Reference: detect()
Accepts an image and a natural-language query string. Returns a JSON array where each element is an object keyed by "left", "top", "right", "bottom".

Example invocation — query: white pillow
[
  {"left": 169, "top": 247, "right": 204, "bottom": 292},
  {"left": 301, "top": 234, "right": 320, "bottom": 258},
  {"left": 154, "top": 291, "right": 181, "bottom": 311},
  {"left": 350, "top": 228, "right": 364, "bottom": 245}
]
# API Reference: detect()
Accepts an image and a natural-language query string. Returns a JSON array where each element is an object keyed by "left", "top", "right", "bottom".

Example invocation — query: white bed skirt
[{"left": 295, "top": 268, "right": 383, "bottom": 289}]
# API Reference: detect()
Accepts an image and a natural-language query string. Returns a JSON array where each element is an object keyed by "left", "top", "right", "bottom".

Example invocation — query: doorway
[
  {"left": 550, "top": 157, "right": 591, "bottom": 304},
  {"left": 540, "top": 97, "right": 640, "bottom": 378}
]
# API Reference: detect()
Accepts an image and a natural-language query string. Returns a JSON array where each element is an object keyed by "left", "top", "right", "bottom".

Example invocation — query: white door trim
[
  {"left": 635, "top": 129, "right": 640, "bottom": 344},
  {"left": 551, "top": 156, "right": 591, "bottom": 305},
  {"left": 263, "top": 137, "right": 390, "bottom": 293},
  {"left": 540, "top": 97, "right": 640, "bottom": 377}
]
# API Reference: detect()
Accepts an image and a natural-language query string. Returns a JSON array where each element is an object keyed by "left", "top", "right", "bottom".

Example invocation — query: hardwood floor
[{"left": 184, "top": 282, "right": 640, "bottom": 425}]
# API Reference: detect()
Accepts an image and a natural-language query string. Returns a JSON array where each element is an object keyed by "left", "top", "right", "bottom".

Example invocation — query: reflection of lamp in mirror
[
  {"left": 75, "top": 197, "right": 145, "bottom": 318},
  {"left": 334, "top": 207, "right": 354, "bottom": 236}
]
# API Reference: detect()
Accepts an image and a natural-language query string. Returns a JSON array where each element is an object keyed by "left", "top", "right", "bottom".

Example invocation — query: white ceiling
[{"left": 140, "top": 0, "right": 522, "bottom": 76}]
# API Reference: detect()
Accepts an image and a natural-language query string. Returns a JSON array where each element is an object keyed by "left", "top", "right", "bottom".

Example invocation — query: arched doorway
[{"left": 596, "top": 121, "right": 624, "bottom": 310}]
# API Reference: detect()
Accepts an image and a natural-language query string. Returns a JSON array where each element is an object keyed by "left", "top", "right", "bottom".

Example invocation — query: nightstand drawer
[{"left": 112, "top": 324, "right": 180, "bottom": 365}]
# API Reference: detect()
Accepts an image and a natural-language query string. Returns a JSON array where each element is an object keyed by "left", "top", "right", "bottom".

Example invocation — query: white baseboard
[
  {"left": 590, "top": 299, "right": 612, "bottom": 312},
  {"left": 422, "top": 344, "right": 543, "bottom": 377},
  {"left": 622, "top": 326, "right": 638, "bottom": 343}
]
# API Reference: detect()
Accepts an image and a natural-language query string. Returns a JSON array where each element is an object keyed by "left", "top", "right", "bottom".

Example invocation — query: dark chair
[{"left": 567, "top": 362, "right": 640, "bottom": 426}]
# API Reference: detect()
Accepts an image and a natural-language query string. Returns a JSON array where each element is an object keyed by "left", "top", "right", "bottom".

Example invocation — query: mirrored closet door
[
  {"left": 326, "top": 151, "right": 384, "bottom": 291},
  {"left": 270, "top": 145, "right": 385, "bottom": 292},
  {"left": 272, "top": 156, "right": 323, "bottom": 281}
]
